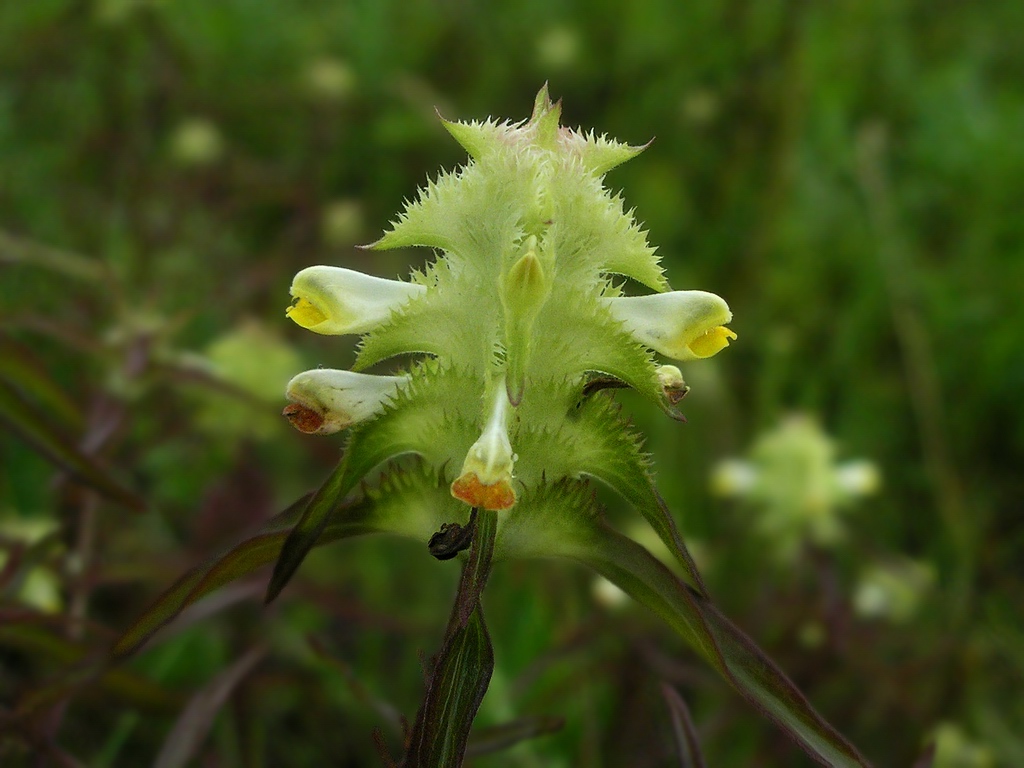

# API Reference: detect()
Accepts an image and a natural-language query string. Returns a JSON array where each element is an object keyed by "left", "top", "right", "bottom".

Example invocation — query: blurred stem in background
[{"left": 855, "top": 124, "right": 974, "bottom": 622}]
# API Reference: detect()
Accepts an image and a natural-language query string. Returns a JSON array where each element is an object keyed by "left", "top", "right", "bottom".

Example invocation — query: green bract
[{"left": 282, "top": 86, "right": 735, "bottom": 553}]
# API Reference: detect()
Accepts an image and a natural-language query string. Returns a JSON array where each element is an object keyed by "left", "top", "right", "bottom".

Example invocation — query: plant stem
[{"left": 402, "top": 509, "right": 496, "bottom": 768}]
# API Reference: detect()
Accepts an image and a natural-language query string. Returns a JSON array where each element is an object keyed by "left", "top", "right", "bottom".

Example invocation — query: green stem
[{"left": 404, "top": 509, "right": 497, "bottom": 768}]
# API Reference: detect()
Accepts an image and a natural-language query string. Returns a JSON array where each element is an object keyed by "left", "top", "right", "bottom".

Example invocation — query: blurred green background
[{"left": 2, "top": 0, "right": 1022, "bottom": 765}]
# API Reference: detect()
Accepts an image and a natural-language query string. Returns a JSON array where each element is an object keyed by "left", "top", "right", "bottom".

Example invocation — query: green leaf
[
  {"left": 0, "top": 334, "right": 84, "bottom": 431},
  {"left": 406, "top": 605, "right": 493, "bottom": 768},
  {"left": 662, "top": 683, "right": 706, "bottom": 768},
  {"left": 466, "top": 715, "right": 564, "bottom": 758},
  {"left": 562, "top": 520, "right": 872, "bottom": 768},
  {"left": 114, "top": 494, "right": 378, "bottom": 658},
  {"left": 264, "top": 422, "right": 415, "bottom": 604},
  {"left": 521, "top": 395, "right": 707, "bottom": 595},
  {"left": 501, "top": 482, "right": 869, "bottom": 767},
  {"left": 0, "top": 381, "right": 144, "bottom": 511},
  {"left": 118, "top": 464, "right": 462, "bottom": 662},
  {"left": 154, "top": 647, "right": 266, "bottom": 768}
]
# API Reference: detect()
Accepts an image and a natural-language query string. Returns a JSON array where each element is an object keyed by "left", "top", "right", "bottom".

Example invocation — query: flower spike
[
  {"left": 284, "top": 369, "right": 409, "bottom": 435},
  {"left": 451, "top": 384, "right": 517, "bottom": 511},
  {"left": 603, "top": 291, "right": 736, "bottom": 361},
  {"left": 286, "top": 266, "right": 425, "bottom": 336}
]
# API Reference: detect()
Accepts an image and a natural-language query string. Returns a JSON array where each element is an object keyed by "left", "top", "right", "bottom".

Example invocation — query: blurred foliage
[{"left": 1, "top": 0, "right": 1022, "bottom": 765}]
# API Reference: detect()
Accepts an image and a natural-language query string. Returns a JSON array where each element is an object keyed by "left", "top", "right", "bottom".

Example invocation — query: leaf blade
[
  {"left": 0, "top": 381, "right": 144, "bottom": 511},
  {"left": 113, "top": 494, "right": 378, "bottom": 659},
  {"left": 662, "top": 683, "right": 706, "bottom": 768},
  {"left": 559, "top": 519, "right": 872, "bottom": 767},
  {"left": 153, "top": 647, "right": 265, "bottom": 768}
]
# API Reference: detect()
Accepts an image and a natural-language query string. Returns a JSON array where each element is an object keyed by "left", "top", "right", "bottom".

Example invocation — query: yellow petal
[
  {"left": 285, "top": 297, "right": 328, "bottom": 329},
  {"left": 686, "top": 326, "right": 736, "bottom": 358}
]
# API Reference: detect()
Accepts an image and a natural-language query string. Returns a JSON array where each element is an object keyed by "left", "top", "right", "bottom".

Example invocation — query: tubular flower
[
  {"left": 284, "top": 369, "right": 409, "bottom": 435},
  {"left": 280, "top": 85, "right": 735, "bottom": 537},
  {"left": 286, "top": 266, "right": 425, "bottom": 335},
  {"left": 450, "top": 384, "right": 517, "bottom": 511},
  {"left": 602, "top": 291, "right": 736, "bottom": 361}
]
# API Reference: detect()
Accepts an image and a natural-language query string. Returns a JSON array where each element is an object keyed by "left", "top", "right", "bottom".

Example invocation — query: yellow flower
[
  {"left": 603, "top": 291, "right": 735, "bottom": 361},
  {"left": 286, "top": 266, "right": 425, "bottom": 335}
]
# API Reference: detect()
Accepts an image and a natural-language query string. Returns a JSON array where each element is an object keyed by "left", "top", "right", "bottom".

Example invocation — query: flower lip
[
  {"left": 285, "top": 297, "right": 328, "bottom": 329},
  {"left": 451, "top": 473, "right": 517, "bottom": 511},
  {"left": 687, "top": 325, "right": 738, "bottom": 359},
  {"left": 603, "top": 290, "right": 735, "bottom": 361},
  {"left": 286, "top": 266, "right": 426, "bottom": 336}
]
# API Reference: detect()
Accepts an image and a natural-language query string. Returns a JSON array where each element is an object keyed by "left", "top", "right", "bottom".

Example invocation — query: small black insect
[{"left": 427, "top": 508, "right": 478, "bottom": 561}]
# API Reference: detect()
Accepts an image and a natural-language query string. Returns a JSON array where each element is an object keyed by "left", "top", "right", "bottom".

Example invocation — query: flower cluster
[
  {"left": 283, "top": 87, "right": 734, "bottom": 531},
  {"left": 712, "top": 414, "right": 879, "bottom": 562}
]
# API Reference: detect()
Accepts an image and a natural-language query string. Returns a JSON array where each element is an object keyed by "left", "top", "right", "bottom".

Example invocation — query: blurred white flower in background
[
  {"left": 303, "top": 58, "right": 357, "bottom": 105},
  {"left": 929, "top": 723, "right": 995, "bottom": 768},
  {"left": 170, "top": 117, "right": 224, "bottom": 168},
  {"left": 320, "top": 199, "right": 365, "bottom": 247},
  {"left": 0, "top": 518, "right": 62, "bottom": 612},
  {"left": 853, "top": 558, "right": 936, "bottom": 623},
  {"left": 711, "top": 414, "right": 880, "bottom": 563},
  {"left": 535, "top": 26, "right": 581, "bottom": 72}
]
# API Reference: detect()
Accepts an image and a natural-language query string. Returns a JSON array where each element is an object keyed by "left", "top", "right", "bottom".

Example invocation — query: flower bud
[
  {"left": 286, "top": 266, "right": 425, "bottom": 336},
  {"left": 655, "top": 364, "right": 689, "bottom": 405},
  {"left": 451, "top": 386, "right": 517, "bottom": 511},
  {"left": 284, "top": 369, "right": 409, "bottom": 435},
  {"left": 501, "top": 236, "right": 552, "bottom": 403},
  {"left": 603, "top": 291, "right": 735, "bottom": 361},
  {"left": 501, "top": 236, "right": 551, "bottom": 320}
]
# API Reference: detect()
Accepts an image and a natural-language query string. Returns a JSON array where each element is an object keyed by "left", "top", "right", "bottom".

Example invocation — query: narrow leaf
[
  {"left": 661, "top": 683, "right": 706, "bottom": 768},
  {"left": 466, "top": 715, "right": 564, "bottom": 757},
  {"left": 264, "top": 416, "right": 413, "bottom": 604},
  {"left": 113, "top": 494, "right": 378, "bottom": 658},
  {"left": 0, "top": 382, "right": 143, "bottom": 511},
  {"left": 560, "top": 521, "right": 871, "bottom": 767},
  {"left": 0, "top": 229, "right": 106, "bottom": 283},
  {"left": 0, "top": 335, "right": 83, "bottom": 431},
  {"left": 153, "top": 646, "right": 265, "bottom": 768},
  {"left": 264, "top": 455, "right": 352, "bottom": 604},
  {"left": 408, "top": 606, "right": 493, "bottom": 768}
]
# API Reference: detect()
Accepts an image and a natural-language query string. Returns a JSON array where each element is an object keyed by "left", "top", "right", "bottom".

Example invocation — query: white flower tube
[
  {"left": 283, "top": 369, "right": 409, "bottom": 435},
  {"left": 450, "top": 385, "right": 517, "bottom": 511},
  {"left": 286, "top": 266, "right": 426, "bottom": 335},
  {"left": 603, "top": 291, "right": 735, "bottom": 361}
]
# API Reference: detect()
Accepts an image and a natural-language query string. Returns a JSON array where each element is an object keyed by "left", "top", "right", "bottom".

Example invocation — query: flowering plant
[{"left": 117, "top": 88, "right": 868, "bottom": 767}]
